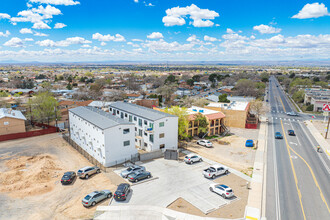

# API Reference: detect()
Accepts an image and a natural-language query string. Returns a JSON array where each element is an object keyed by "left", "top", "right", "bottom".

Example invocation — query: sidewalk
[
  {"left": 244, "top": 120, "right": 267, "bottom": 220},
  {"left": 305, "top": 120, "right": 330, "bottom": 160}
]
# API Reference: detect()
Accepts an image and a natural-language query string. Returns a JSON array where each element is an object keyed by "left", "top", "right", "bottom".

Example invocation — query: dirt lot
[
  {"left": 185, "top": 130, "right": 257, "bottom": 176},
  {"left": 168, "top": 173, "right": 249, "bottom": 219},
  {"left": 0, "top": 134, "right": 118, "bottom": 220}
]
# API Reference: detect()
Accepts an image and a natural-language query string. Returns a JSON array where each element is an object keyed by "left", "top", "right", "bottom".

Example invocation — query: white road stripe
[{"left": 272, "top": 117, "right": 281, "bottom": 220}]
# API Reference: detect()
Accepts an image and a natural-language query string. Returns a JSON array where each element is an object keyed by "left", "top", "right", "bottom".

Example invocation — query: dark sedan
[
  {"left": 288, "top": 130, "right": 295, "bottom": 136},
  {"left": 114, "top": 183, "right": 130, "bottom": 201},
  {"left": 128, "top": 171, "right": 151, "bottom": 183},
  {"left": 61, "top": 171, "right": 76, "bottom": 185}
]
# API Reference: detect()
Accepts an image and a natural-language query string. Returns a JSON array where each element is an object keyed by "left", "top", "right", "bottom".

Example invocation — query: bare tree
[{"left": 156, "top": 83, "right": 177, "bottom": 105}]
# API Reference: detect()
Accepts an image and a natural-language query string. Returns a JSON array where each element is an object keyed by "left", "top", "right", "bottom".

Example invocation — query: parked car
[
  {"left": 82, "top": 190, "right": 112, "bottom": 207},
  {"left": 120, "top": 165, "right": 146, "bottom": 178},
  {"left": 77, "top": 166, "right": 100, "bottom": 179},
  {"left": 245, "top": 140, "right": 254, "bottom": 147},
  {"left": 275, "top": 132, "right": 283, "bottom": 139},
  {"left": 287, "top": 111, "right": 299, "bottom": 116},
  {"left": 203, "top": 165, "right": 229, "bottom": 179},
  {"left": 114, "top": 183, "right": 131, "bottom": 201},
  {"left": 61, "top": 171, "right": 76, "bottom": 185},
  {"left": 128, "top": 171, "right": 151, "bottom": 182},
  {"left": 184, "top": 153, "right": 203, "bottom": 164},
  {"left": 197, "top": 140, "right": 213, "bottom": 148},
  {"left": 209, "top": 183, "right": 234, "bottom": 199},
  {"left": 288, "top": 130, "right": 295, "bottom": 136}
]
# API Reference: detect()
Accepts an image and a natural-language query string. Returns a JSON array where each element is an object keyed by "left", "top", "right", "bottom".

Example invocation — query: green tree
[
  {"left": 289, "top": 72, "right": 295, "bottom": 78},
  {"left": 66, "top": 83, "right": 73, "bottom": 90},
  {"left": 218, "top": 94, "right": 230, "bottom": 103},
  {"left": 194, "top": 113, "right": 209, "bottom": 135},
  {"left": 27, "top": 92, "right": 59, "bottom": 124},
  {"left": 260, "top": 73, "right": 269, "bottom": 82},
  {"left": 208, "top": 73, "right": 217, "bottom": 84},
  {"left": 292, "top": 90, "right": 305, "bottom": 103},
  {"left": 186, "top": 79, "right": 194, "bottom": 86},
  {"left": 164, "top": 106, "right": 189, "bottom": 140},
  {"left": 156, "top": 84, "right": 176, "bottom": 105},
  {"left": 165, "top": 74, "right": 176, "bottom": 84},
  {"left": 40, "top": 81, "right": 53, "bottom": 92},
  {"left": 192, "top": 75, "right": 201, "bottom": 82}
]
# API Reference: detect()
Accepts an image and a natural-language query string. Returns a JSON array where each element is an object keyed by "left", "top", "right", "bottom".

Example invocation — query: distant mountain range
[{"left": 0, "top": 60, "right": 330, "bottom": 66}]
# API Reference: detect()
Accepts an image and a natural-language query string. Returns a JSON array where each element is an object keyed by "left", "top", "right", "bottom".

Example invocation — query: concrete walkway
[
  {"left": 244, "top": 120, "right": 267, "bottom": 220},
  {"left": 94, "top": 205, "right": 244, "bottom": 220},
  {"left": 305, "top": 120, "right": 330, "bottom": 160}
]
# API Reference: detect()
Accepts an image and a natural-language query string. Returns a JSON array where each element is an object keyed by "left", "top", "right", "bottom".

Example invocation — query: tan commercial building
[
  {"left": 205, "top": 101, "right": 257, "bottom": 129},
  {"left": 0, "top": 108, "right": 27, "bottom": 135}
]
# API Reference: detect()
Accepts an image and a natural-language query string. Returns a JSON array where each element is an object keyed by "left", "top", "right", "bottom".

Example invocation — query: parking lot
[{"left": 113, "top": 158, "right": 239, "bottom": 214}]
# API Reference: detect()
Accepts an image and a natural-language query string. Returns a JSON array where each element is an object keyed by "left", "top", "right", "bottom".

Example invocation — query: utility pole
[
  {"left": 54, "top": 106, "right": 58, "bottom": 131},
  {"left": 325, "top": 116, "right": 330, "bottom": 139}
]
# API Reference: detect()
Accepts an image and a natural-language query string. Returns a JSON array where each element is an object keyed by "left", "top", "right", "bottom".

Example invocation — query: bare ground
[{"left": 0, "top": 134, "right": 118, "bottom": 220}]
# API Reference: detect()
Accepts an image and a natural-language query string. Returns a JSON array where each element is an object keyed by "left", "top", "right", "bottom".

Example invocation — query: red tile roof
[{"left": 206, "top": 112, "right": 226, "bottom": 120}]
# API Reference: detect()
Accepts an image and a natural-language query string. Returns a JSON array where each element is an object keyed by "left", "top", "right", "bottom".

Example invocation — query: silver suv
[{"left": 77, "top": 166, "right": 100, "bottom": 179}]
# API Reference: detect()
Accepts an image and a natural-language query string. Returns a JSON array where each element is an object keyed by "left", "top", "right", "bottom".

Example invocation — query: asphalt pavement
[{"left": 266, "top": 76, "right": 330, "bottom": 220}]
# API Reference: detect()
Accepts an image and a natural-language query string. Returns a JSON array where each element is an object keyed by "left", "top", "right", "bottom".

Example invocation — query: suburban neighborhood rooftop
[
  {"left": 0, "top": 108, "right": 27, "bottom": 120},
  {"left": 69, "top": 106, "right": 133, "bottom": 130}
]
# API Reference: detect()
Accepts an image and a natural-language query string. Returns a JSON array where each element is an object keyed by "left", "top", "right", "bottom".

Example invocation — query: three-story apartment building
[
  {"left": 108, "top": 102, "right": 178, "bottom": 152},
  {"left": 69, "top": 106, "right": 137, "bottom": 167}
]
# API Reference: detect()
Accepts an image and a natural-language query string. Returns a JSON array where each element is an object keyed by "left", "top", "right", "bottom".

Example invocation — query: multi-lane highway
[{"left": 266, "top": 76, "right": 330, "bottom": 220}]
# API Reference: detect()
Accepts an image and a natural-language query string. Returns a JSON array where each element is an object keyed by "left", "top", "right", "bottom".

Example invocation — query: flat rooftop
[{"left": 207, "top": 101, "right": 249, "bottom": 111}]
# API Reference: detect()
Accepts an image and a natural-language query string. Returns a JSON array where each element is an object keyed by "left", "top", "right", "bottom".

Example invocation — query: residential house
[
  {"left": 0, "top": 108, "right": 27, "bottom": 135},
  {"left": 109, "top": 102, "right": 178, "bottom": 152},
  {"left": 69, "top": 106, "right": 137, "bottom": 167},
  {"left": 304, "top": 88, "right": 330, "bottom": 112},
  {"left": 131, "top": 98, "right": 159, "bottom": 109}
]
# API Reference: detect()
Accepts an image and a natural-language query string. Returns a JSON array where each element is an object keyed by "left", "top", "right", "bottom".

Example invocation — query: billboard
[{"left": 323, "top": 104, "right": 330, "bottom": 112}]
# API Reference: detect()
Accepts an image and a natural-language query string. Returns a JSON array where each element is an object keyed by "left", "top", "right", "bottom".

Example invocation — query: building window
[
  {"left": 123, "top": 128, "right": 130, "bottom": 134},
  {"left": 135, "top": 127, "right": 137, "bottom": 131},
  {"left": 123, "top": 141, "right": 130, "bottom": 146},
  {"left": 160, "top": 144, "right": 165, "bottom": 149},
  {"left": 144, "top": 143, "right": 148, "bottom": 147},
  {"left": 138, "top": 119, "right": 142, "bottom": 126},
  {"left": 129, "top": 115, "right": 132, "bottom": 122},
  {"left": 149, "top": 123, "right": 154, "bottom": 129},
  {"left": 144, "top": 120, "right": 148, "bottom": 125},
  {"left": 159, "top": 122, "right": 164, "bottom": 127},
  {"left": 117, "top": 110, "right": 119, "bottom": 114},
  {"left": 121, "top": 112, "right": 124, "bottom": 118},
  {"left": 144, "top": 132, "right": 147, "bottom": 136},
  {"left": 125, "top": 113, "right": 127, "bottom": 117},
  {"left": 159, "top": 133, "right": 165, "bottom": 138},
  {"left": 139, "top": 129, "right": 142, "bottom": 136},
  {"left": 149, "top": 134, "right": 154, "bottom": 143},
  {"left": 110, "top": 107, "right": 112, "bottom": 112},
  {"left": 134, "top": 116, "right": 137, "bottom": 121}
]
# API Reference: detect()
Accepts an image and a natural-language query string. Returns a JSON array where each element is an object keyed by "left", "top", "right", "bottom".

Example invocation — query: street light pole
[{"left": 325, "top": 116, "right": 330, "bottom": 139}]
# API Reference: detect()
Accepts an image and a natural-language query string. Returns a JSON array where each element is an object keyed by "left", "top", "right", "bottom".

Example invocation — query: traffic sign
[{"left": 323, "top": 104, "right": 330, "bottom": 112}]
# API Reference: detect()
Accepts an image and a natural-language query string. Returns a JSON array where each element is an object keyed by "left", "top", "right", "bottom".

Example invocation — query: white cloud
[
  {"left": 187, "top": 35, "right": 198, "bottom": 42},
  {"left": 34, "top": 32, "right": 48, "bottom": 37},
  {"left": 20, "top": 28, "right": 33, "bottom": 34},
  {"left": 292, "top": 3, "right": 330, "bottom": 19},
  {"left": 253, "top": 24, "right": 281, "bottom": 34},
  {"left": 0, "top": 31, "right": 11, "bottom": 37},
  {"left": 132, "top": 39, "right": 143, "bottom": 42},
  {"left": 204, "top": 35, "right": 218, "bottom": 42},
  {"left": 29, "top": 0, "right": 80, "bottom": 6},
  {"left": 24, "top": 38, "right": 34, "bottom": 42},
  {"left": 0, "top": 13, "right": 10, "bottom": 19},
  {"left": 134, "top": 0, "right": 138, "bottom": 3},
  {"left": 100, "top": 42, "right": 107, "bottom": 46},
  {"left": 143, "top": 39, "right": 194, "bottom": 52},
  {"left": 36, "top": 37, "right": 91, "bottom": 47},
  {"left": 147, "top": 32, "right": 164, "bottom": 39},
  {"left": 162, "top": 4, "right": 219, "bottom": 27},
  {"left": 81, "top": 44, "right": 91, "bottom": 48},
  {"left": 226, "top": 28, "right": 235, "bottom": 34},
  {"left": 146, "top": 3, "right": 154, "bottom": 7},
  {"left": 54, "top": 23, "right": 67, "bottom": 29},
  {"left": 92, "top": 33, "right": 126, "bottom": 42},
  {"left": 32, "top": 21, "right": 51, "bottom": 29},
  {"left": 4, "top": 37, "right": 24, "bottom": 47}
]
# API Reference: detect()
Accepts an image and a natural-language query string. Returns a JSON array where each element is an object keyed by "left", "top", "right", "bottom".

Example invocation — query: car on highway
[
  {"left": 184, "top": 153, "right": 203, "bottom": 164},
  {"left": 209, "top": 183, "right": 234, "bottom": 199},
  {"left": 203, "top": 164, "right": 229, "bottom": 179},
  {"left": 287, "top": 111, "right": 299, "bottom": 116},
  {"left": 288, "top": 130, "right": 295, "bottom": 136},
  {"left": 127, "top": 170, "right": 151, "bottom": 182},
  {"left": 120, "top": 165, "right": 145, "bottom": 178},
  {"left": 197, "top": 139, "right": 213, "bottom": 148},
  {"left": 114, "top": 183, "right": 131, "bottom": 201},
  {"left": 245, "top": 139, "right": 254, "bottom": 147},
  {"left": 82, "top": 190, "right": 112, "bottom": 207},
  {"left": 275, "top": 132, "right": 283, "bottom": 139},
  {"left": 77, "top": 166, "right": 100, "bottom": 179},
  {"left": 61, "top": 171, "right": 76, "bottom": 185}
]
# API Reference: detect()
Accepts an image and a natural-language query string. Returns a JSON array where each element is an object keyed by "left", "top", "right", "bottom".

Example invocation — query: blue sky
[{"left": 0, "top": 0, "right": 329, "bottom": 62}]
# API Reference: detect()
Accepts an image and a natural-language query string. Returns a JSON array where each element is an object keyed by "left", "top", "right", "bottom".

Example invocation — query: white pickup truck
[{"left": 203, "top": 165, "right": 229, "bottom": 179}]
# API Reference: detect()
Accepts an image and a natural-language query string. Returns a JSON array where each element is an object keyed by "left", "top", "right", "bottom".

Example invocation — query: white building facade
[
  {"left": 69, "top": 106, "right": 137, "bottom": 167},
  {"left": 108, "top": 102, "right": 178, "bottom": 152}
]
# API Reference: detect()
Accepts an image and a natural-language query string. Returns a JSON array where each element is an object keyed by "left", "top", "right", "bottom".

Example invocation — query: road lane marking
[
  {"left": 279, "top": 96, "right": 287, "bottom": 112},
  {"left": 280, "top": 120, "right": 306, "bottom": 220},
  {"left": 272, "top": 118, "right": 281, "bottom": 220},
  {"left": 289, "top": 142, "right": 297, "bottom": 145},
  {"left": 246, "top": 216, "right": 258, "bottom": 220}
]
